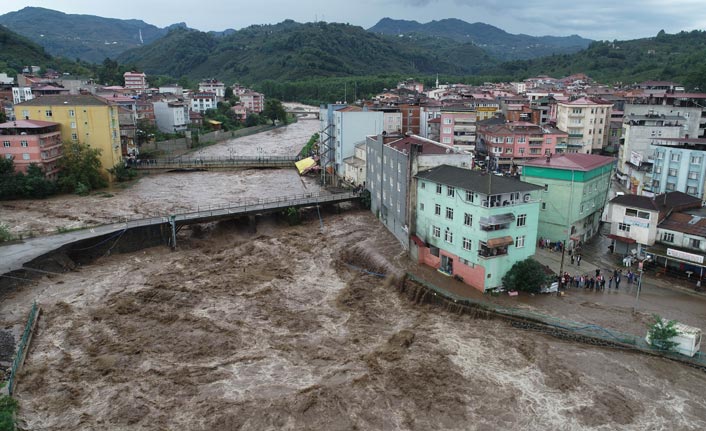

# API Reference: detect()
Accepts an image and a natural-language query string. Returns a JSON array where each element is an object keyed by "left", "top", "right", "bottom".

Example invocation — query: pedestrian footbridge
[{"left": 132, "top": 155, "right": 299, "bottom": 171}]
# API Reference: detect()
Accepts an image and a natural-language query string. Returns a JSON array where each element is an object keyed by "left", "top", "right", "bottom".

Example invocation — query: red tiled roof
[
  {"left": 429, "top": 117, "right": 441, "bottom": 123},
  {"left": 659, "top": 213, "right": 706, "bottom": 237},
  {"left": 523, "top": 153, "right": 615, "bottom": 171}
]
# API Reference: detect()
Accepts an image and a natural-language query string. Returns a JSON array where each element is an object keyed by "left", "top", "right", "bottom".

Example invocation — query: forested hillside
[
  {"left": 117, "top": 21, "right": 497, "bottom": 83},
  {"left": 0, "top": 7, "right": 170, "bottom": 63},
  {"left": 0, "top": 25, "right": 52, "bottom": 75},
  {"left": 369, "top": 18, "right": 592, "bottom": 60},
  {"left": 498, "top": 30, "right": 706, "bottom": 89}
]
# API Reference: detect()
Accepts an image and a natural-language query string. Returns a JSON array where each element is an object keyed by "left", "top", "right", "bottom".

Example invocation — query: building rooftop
[
  {"left": 560, "top": 96, "right": 613, "bottom": 106},
  {"left": 0, "top": 119, "right": 60, "bottom": 129},
  {"left": 659, "top": 212, "right": 706, "bottom": 237},
  {"left": 609, "top": 194, "right": 660, "bottom": 211},
  {"left": 16, "top": 94, "right": 112, "bottom": 107},
  {"left": 387, "top": 135, "right": 452, "bottom": 155},
  {"left": 523, "top": 153, "right": 615, "bottom": 172},
  {"left": 416, "top": 164, "right": 543, "bottom": 195}
]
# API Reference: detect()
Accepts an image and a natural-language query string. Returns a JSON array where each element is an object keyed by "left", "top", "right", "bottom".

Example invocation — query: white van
[{"left": 646, "top": 321, "right": 702, "bottom": 357}]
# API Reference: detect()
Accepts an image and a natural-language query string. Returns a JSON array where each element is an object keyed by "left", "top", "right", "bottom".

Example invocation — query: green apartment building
[
  {"left": 521, "top": 154, "right": 615, "bottom": 250},
  {"left": 413, "top": 165, "right": 543, "bottom": 292}
]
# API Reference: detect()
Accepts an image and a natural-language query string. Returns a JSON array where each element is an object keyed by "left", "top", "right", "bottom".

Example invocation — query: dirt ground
[
  {"left": 3, "top": 106, "right": 706, "bottom": 429},
  {"left": 4, "top": 211, "right": 706, "bottom": 430}
]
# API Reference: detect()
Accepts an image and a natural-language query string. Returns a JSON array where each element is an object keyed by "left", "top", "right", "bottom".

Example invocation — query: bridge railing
[{"left": 131, "top": 155, "right": 298, "bottom": 168}]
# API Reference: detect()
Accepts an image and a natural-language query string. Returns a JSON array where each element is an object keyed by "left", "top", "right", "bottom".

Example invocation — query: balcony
[
  {"left": 478, "top": 238, "right": 512, "bottom": 259},
  {"left": 479, "top": 213, "right": 515, "bottom": 231},
  {"left": 454, "top": 125, "right": 476, "bottom": 133},
  {"left": 454, "top": 134, "right": 475, "bottom": 142},
  {"left": 568, "top": 133, "right": 584, "bottom": 138}
]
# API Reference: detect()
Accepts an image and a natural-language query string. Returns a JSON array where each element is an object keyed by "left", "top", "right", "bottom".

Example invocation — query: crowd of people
[{"left": 558, "top": 268, "right": 638, "bottom": 290}]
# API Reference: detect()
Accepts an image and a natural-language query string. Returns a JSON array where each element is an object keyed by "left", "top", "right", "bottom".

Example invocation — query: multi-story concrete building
[
  {"left": 606, "top": 194, "right": 660, "bottom": 256},
  {"left": 413, "top": 164, "right": 542, "bottom": 291},
  {"left": 619, "top": 112, "right": 685, "bottom": 195},
  {"left": 399, "top": 103, "right": 421, "bottom": 134},
  {"left": 190, "top": 92, "right": 218, "bottom": 114},
  {"left": 153, "top": 100, "right": 189, "bottom": 134},
  {"left": 556, "top": 97, "right": 612, "bottom": 154},
  {"left": 240, "top": 91, "right": 264, "bottom": 113},
  {"left": 476, "top": 121, "right": 568, "bottom": 172},
  {"left": 198, "top": 79, "right": 226, "bottom": 99},
  {"left": 123, "top": 71, "right": 148, "bottom": 94},
  {"left": 367, "top": 135, "right": 472, "bottom": 247},
  {"left": 0, "top": 119, "right": 63, "bottom": 178},
  {"left": 16, "top": 94, "right": 122, "bottom": 174},
  {"left": 439, "top": 106, "right": 476, "bottom": 151},
  {"left": 649, "top": 138, "right": 706, "bottom": 200},
  {"left": 521, "top": 153, "right": 615, "bottom": 249}
]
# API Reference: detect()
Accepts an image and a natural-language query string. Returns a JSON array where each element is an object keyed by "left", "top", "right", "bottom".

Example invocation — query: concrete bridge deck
[
  {"left": 0, "top": 191, "right": 361, "bottom": 275},
  {"left": 132, "top": 155, "right": 299, "bottom": 171}
]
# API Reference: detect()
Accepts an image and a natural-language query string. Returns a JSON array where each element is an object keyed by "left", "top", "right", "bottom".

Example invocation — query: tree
[
  {"left": 647, "top": 315, "right": 680, "bottom": 352},
  {"left": 501, "top": 258, "right": 552, "bottom": 293},
  {"left": 0, "top": 109, "right": 6, "bottom": 124},
  {"left": 57, "top": 141, "right": 107, "bottom": 194},
  {"left": 21, "top": 164, "right": 56, "bottom": 198},
  {"left": 261, "top": 99, "right": 288, "bottom": 126}
]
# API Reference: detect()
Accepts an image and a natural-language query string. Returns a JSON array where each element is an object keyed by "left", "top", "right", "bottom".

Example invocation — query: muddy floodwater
[{"left": 3, "top": 105, "right": 706, "bottom": 429}]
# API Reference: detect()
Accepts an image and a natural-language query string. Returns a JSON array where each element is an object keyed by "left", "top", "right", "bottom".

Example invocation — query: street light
[{"left": 633, "top": 261, "right": 644, "bottom": 312}]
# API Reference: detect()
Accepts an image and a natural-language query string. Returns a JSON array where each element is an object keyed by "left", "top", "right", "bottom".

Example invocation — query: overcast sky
[{"left": 1, "top": 0, "right": 704, "bottom": 41}]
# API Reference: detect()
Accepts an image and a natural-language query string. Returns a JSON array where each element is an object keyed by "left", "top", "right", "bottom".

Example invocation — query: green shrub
[
  {"left": 647, "top": 315, "right": 680, "bottom": 352},
  {"left": 0, "top": 223, "right": 14, "bottom": 243}
]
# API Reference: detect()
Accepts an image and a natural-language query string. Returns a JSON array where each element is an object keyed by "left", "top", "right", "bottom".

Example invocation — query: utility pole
[
  {"left": 633, "top": 262, "right": 644, "bottom": 312},
  {"left": 558, "top": 239, "right": 567, "bottom": 288}
]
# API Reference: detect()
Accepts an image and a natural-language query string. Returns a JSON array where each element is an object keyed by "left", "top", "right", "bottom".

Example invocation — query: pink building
[
  {"left": 477, "top": 121, "right": 568, "bottom": 172},
  {"left": 0, "top": 119, "right": 63, "bottom": 178},
  {"left": 439, "top": 106, "right": 477, "bottom": 150},
  {"left": 240, "top": 91, "right": 264, "bottom": 113},
  {"left": 123, "top": 71, "right": 148, "bottom": 94}
]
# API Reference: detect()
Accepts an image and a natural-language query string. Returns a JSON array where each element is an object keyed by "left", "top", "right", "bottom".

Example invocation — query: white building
[
  {"left": 198, "top": 79, "right": 225, "bottom": 98},
  {"left": 153, "top": 100, "right": 189, "bottom": 133},
  {"left": 343, "top": 142, "right": 367, "bottom": 186},
  {"left": 12, "top": 87, "right": 34, "bottom": 105},
  {"left": 556, "top": 97, "right": 613, "bottom": 154},
  {"left": 606, "top": 194, "right": 660, "bottom": 256},
  {"left": 190, "top": 92, "right": 218, "bottom": 114},
  {"left": 0, "top": 73, "right": 15, "bottom": 85}
]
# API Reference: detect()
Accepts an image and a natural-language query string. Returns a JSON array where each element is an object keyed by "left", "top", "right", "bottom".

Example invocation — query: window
[
  {"left": 447, "top": 186, "right": 455, "bottom": 197},
  {"left": 572, "top": 108, "right": 582, "bottom": 114},
  {"left": 436, "top": 184, "right": 442, "bottom": 194},
  {"left": 687, "top": 186, "right": 698, "bottom": 195},
  {"left": 444, "top": 228, "right": 453, "bottom": 243},
  {"left": 661, "top": 232, "right": 674, "bottom": 243},
  {"left": 691, "top": 156, "right": 702, "bottom": 164},
  {"left": 544, "top": 184, "right": 548, "bottom": 191},
  {"left": 668, "top": 169, "right": 677, "bottom": 177},
  {"left": 420, "top": 203, "right": 425, "bottom": 211},
  {"left": 505, "top": 148, "right": 513, "bottom": 154},
  {"left": 421, "top": 181, "right": 425, "bottom": 189},
  {"left": 433, "top": 226, "right": 440, "bottom": 238},
  {"left": 515, "top": 235, "right": 525, "bottom": 248},
  {"left": 618, "top": 223, "right": 631, "bottom": 232},
  {"left": 542, "top": 202, "right": 546, "bottom": 210},
  {"left": 655, "top": 166, "right": 662, "bottom": 174},
  {"left": 443, "top": 118, "right": 452, "bottom": 125},
  {"left": 442, "top": 137, "right": 451, "bottom": 144},
  {"left": 71, "top": 121, "right": 76, "bottom": 129},
  {"left": 21, "top": 110, "right": 29, "bottom": 119},
  {"left": 625, "top": 208, "right": 638, "bottom": 217},
  {"left": 45, "top": 109, "right": 52, "bottom": 117},
  {"left": 688, "top": 171, "right": 699, "bottom": 180},
  {"left": 435, "top": 204, "right": 441, "bottom": 216},
  {"left": 465, "top": 190, "right": 474, "bottom": 202},
  {"left": 443, "top": 127, "right": 452, "bottom": 134},
  {"left": 69, "top": 109, "right": 75, "bottom": 117},
  {"left": 22, "top": 153, "right": 30, "bottom": 160},
  {"left": 657, "top": 152, "right": 664, "bottom": 159},
  {"left": 463, "top": 237, "right": 472, "bottom": 251},
  {"left": 671, "top": 153, "right": 681, "bottom": 162},
  {"left": 517, "top": 214, "right": 527, "bottom": 227},
  {"left": 690, "top": 238, "right": 701, "bottom": 249},
  {"left": 2, "top": 141, "right": 9, "bottom": 147},
  {"left": 505, "top": 137, "right": 514, "bottom": 144},
  {"left": 517, "top": 136, "right": 526, "bottom": 143},
  {"left": 666, "top": 183, "right": 676, "bottom": 191},
  {"left": 637, "top": 211, "right": 650, "bottom": 220},
  {"left": 20, "top": 140, "right": 28, "bottom": 147},
  {"left": 446, "top": 207, "right": 454, "bottom": 220},
  {"left": 71, "top": 133, "right": 78, "bottom": 141},
  {"left": 464, "top": 213, "right": 472, "bottom": 227}
]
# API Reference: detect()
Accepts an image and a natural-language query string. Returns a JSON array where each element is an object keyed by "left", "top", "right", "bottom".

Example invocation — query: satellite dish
[{"left": 523, "top": 194, "right": 531, "bottom": 202}]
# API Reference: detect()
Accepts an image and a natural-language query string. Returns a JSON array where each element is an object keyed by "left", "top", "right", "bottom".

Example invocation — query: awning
[
  {"left": 295, "top": 157, "right": 317, "bottom": 175},
  {"left": 606, "top": 233, "right": 637, "bottom": 244},
  {"left": 487, "top": 236, "right": 514, "bottom": 248},
  {"left": 479, "top": 213, "right": 516, "bottom": 226}
]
